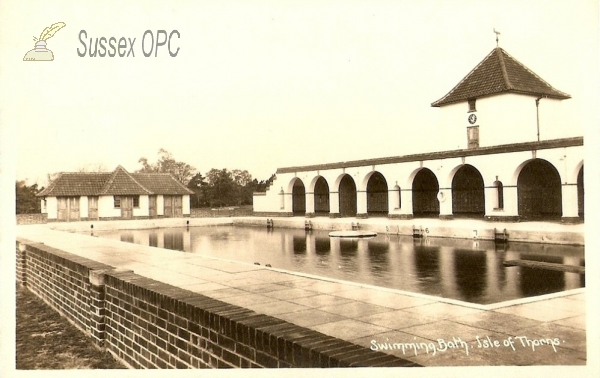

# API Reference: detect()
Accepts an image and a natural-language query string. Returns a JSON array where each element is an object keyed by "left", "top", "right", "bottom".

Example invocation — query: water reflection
[
  {"left": 453, "top": 249, "right": 487, "bottom": 302},
  {"left": 93, "top": 226, "right": 585, "bottom": 305}
]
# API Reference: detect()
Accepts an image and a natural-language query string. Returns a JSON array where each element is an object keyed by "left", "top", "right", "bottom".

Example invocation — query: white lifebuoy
[{"left": 437, "top": 191, "right": 446, "bottom": 202}]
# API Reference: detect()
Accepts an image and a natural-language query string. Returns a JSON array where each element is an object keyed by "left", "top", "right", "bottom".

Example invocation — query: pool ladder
[
  {"left": 305, "top": 220, "right": 312, "bottom": 231},
  {"left": 413, "top": 226, "right": 424, "bottom": 238},
  {"left": 494, "top": 228, "right": 509, "bottom": 244}
]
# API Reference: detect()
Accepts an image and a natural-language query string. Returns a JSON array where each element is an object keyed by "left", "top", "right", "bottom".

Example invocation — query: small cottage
[{"left": 37, "top": 166, "right": 193, "bottom": 221}]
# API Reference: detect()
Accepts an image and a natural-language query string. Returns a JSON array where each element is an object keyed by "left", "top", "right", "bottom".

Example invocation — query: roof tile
[
  {"left": 432, "top": 48, "right": 570, "bottom": 107},
  {"left": 37, "top": 166, "right": 193, "bottom": 197}
]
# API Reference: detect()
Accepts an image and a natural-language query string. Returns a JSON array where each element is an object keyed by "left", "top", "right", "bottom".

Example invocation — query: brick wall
[
  {"left": 16, "top": 213, "right": 47, "bottom": 225},
  {"left": 16, "top": 239, "right": 418, "bottom": 369}
]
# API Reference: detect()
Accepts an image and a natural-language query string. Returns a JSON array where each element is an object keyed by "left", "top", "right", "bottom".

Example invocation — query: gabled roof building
[{"left": 37, "top": 166, "right": 193, "bottom": 222}]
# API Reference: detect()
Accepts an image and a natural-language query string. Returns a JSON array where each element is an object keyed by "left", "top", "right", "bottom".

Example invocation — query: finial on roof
[{"left": 493, "top": 28, "right": 501, "bottom": 47}]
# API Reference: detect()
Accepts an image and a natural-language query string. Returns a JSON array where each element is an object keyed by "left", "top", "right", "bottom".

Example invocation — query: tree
[
  {"left": 16, "top": 181, "right": 41, "bottom": 214},
  {"left": 205, "top": 168, "right": 237, "bottom": 207},
  {"left": 254, "top": 174, "right": 276, "bottom": 192},
  {"left": 187, "top": 173, "right": 208, "bottom": 208},
  {"left": 137, "top": 149, "right": 196, "bottom": 185}
]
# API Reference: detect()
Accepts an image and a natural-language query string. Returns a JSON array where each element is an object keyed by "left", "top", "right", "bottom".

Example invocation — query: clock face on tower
[{"left": 468, "top": 114, "right": 477, "bottom": 124}]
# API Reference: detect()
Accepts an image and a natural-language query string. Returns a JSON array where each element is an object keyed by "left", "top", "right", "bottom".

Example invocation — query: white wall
[
  {"left": 437, "top": 93, "right": 572, "bottom": 150},
  {"left": 98, "top": 195, "right": 121, "bottom": 218},
  {"left": 133, "top": 195, "right": 149, "bottom": 217},
  {"left": 182, "top": 195, "right": 190, "bottom": 215},
  {"left": 157, "top": 195, "right": 164, "bottom": 216},
  {"left": 45, "top": 197, "right": 57, "bottom": 219},
  {"left": 79, "top": 196, "right": 89, "bottom": 218}
]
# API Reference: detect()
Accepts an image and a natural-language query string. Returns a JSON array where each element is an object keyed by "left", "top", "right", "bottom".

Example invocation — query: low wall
[
  {"left": 16, "top": 213, "right": 47, "bottom": 225},
  {"left": 16, "top": 239, "right": 418, "bottom": 369},
  {"left": 190, "top": 207, "right": 253, "bottom": 218}
]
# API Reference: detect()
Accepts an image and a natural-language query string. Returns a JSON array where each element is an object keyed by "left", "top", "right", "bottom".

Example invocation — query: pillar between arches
[
  {"left": 484, "top": 186, "right": 519, "bottom": 221},
  {"left": 356, "top": 190, "right": 368, "bottom": 218},
  {"left": 438, "top": 188, "right": 453, "bottom": 219},
  {"left": 561, "top": 183, "right": 581, "bottom": 222},
  {"left": 305, "top": 192, "right": 315, "bottom": 214},
  {"left": 329, "top": 191, "right": 340, "bottom": 218},
  {"left": 390, "top": 189, "right": 414, "bottom": 218}
]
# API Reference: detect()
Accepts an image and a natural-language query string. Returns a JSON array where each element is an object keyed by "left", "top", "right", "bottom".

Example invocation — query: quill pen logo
[{"left": 23, "top": 22, "right": 66, "bottom": 61}]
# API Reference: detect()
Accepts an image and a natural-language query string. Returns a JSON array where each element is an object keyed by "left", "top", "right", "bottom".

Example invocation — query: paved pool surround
[{"left": 16, "top": 218, "right": 587, "bottom": 367}]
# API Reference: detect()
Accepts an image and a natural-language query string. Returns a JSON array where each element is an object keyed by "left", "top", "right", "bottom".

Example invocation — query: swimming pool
[{"left": 92, "top": 225, "right": 585, "bottom": 305}]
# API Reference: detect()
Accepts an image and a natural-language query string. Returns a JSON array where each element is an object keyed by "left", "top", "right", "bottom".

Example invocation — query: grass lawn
[{"left": 16, "top": 284, "right": 125, "bottom": 370}]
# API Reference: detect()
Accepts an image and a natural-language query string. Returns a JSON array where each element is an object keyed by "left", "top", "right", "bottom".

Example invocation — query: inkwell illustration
[{"left": 23, "top": 22, "right": 66, "bottom": 61}]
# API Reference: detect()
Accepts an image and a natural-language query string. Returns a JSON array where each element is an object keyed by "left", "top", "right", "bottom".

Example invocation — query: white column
[
  {"left": 329, "top": 191, "right": 340, "bottom": 216},
  {"left": 438, "top": 188, "right": 453, "bottom": 217},
  {"left": 561, "top": 184, "right": 579, "bottom": 218},
  {"left": 356, "top": 190, "right": 367, "bottom": 217},
  {"left": 305, "top": 191, "right": 315, "bottom": 214},
  {"left": 502, "top": 186, "right": 519, "bottom": 217},
  {"left": 401, "top": 189, "right": 413, "bottom": 216}
]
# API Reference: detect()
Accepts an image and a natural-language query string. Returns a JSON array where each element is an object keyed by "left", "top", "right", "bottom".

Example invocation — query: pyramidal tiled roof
[
  {"left": 37, "top": 166, "right": 193, "bottom": 197},
  {"left": 431, "top": 47, "right": 571, "bottom": 107}
]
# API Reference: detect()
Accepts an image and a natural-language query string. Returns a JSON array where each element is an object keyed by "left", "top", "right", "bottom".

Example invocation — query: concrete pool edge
[{"left": 35, "top": 215, "right": 585, "bottom": 246}]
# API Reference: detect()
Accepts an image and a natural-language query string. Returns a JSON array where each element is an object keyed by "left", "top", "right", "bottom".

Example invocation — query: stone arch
[
  {"left": 365, "top": 171, "right": 389, "bottom": 216},
  {"left": 338, "top": 174, "right": 357, "bottom": 217},
  {"left": 517, "top": 159, "right": 562, "bottom": 220},
  {"left": 412, "top": 168, "right": 439, "bottom": 217},
  {"left": 451, "top": 164, "right": 485, "bottom": 218},
  {"left": 312, "top": 176, "right": 330, "bottom": 215},
  {"left": 291, "top": 178, "right": 306, "bottom": 215}
]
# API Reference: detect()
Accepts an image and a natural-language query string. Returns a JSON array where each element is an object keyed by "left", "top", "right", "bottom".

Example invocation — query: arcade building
[{"left": 253, "top": 46, "right": 584, "bottom": 223}]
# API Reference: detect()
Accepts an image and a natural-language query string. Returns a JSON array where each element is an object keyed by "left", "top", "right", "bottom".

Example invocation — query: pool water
[{"left": 93, "top": 225, "right": 585, "bottom": 305}]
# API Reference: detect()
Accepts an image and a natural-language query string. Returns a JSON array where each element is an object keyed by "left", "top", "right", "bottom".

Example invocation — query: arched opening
[
  {"left": 314, "top": 177, "right": 330, "bottom": 216},
  {"left": 493, "top": 180, "right": 504, "bottom": 210},
  {"left": 577, "top": 166, "right": 584, "bottom": 219},
  {"left": 292, "top": 179, "right": 306, "bottom": 215},
  {"left": 339, "top": 174, "right": 357, "bottom": 217},
  {"left": 517, "top": 159, "right": 562, "bottom": 220},
  {"left": 451, "top": 165, "right": 484, "bottom": 218},
  {"left": 412, "top": 168, "right": 439, "bottom": 217},
  {"left": 393, "top": 184, "right": 401, "bottom": 209},
  {"left": 366, "top": 172, "right": 388, "bottom": 216}
]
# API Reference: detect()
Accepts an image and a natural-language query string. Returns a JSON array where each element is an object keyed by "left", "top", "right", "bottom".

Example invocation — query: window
[
  {"left": 468, "top": 99, "right": 476, "bottom": 112},
  {"left": 114, "top": 196, "right": 121, "bottom": 208},
  {"left": 494, "top": 180, "right": 504, "bottom": 210},
  {"left": 467, "top": 126, "right": 479, "bottom": 149},
  {"left": 133, "top": 196, "right": 140, "bottom": 208}
]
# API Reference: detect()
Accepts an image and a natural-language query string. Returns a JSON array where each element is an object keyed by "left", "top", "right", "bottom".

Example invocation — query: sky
[{"left": 0, "top": 0, "right": 597, "bottom": 187}]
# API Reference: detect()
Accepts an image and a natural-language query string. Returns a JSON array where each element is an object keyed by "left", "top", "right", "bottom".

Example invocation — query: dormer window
[{"left": 468, "top": 99, "right": 476, "bottom": 113}]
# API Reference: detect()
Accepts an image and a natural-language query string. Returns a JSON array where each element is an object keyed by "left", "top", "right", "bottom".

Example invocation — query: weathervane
[{"left": 493, "top": 28, "right": 501, "bottom": 47}]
